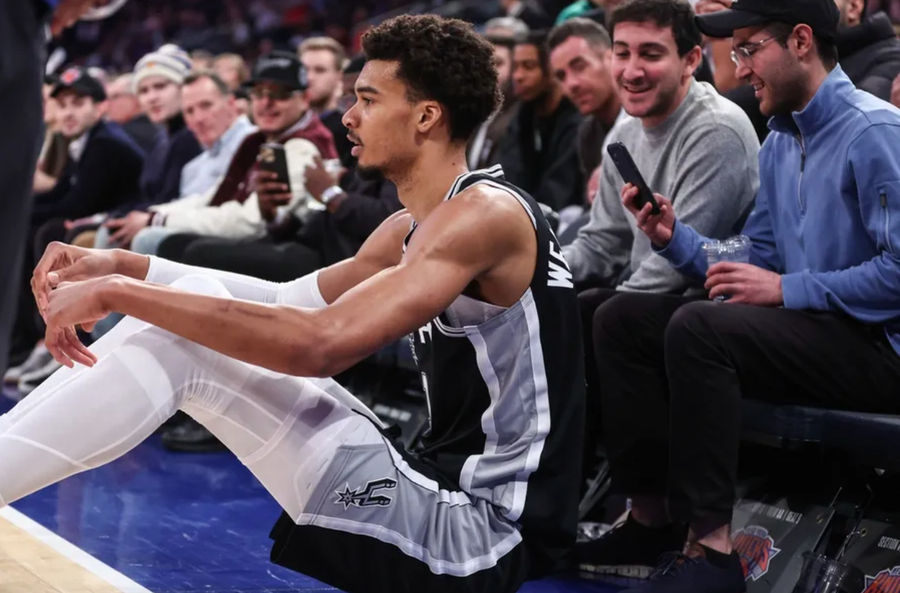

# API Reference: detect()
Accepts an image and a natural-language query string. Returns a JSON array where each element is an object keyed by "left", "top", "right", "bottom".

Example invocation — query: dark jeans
[
  {"left": 593, "top": 292, "right": 900, "bottom": 526},
  {"left": 0, "top": 0, "right": 45, "bottom": 368}
]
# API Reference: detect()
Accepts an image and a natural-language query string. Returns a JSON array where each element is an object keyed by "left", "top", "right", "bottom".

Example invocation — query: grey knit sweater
[{"left": 563, "top": 79, "right": 760, "bottom": 294}]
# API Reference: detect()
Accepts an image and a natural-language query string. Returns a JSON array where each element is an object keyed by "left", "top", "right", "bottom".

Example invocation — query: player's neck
[{"left": 393, "top": 146, "right": 468, "bottom": 224}]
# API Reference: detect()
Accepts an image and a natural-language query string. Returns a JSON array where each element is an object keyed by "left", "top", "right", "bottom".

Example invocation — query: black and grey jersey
[{"left": 406, "top": 165, "right": 585, "bottom": 564}]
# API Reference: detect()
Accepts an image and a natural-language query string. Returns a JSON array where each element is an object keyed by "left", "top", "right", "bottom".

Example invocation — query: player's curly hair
[{"left": 362, "top": 14, "right": 501, "bottom": 142}]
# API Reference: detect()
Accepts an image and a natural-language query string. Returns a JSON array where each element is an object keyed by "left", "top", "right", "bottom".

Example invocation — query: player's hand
[
  {"left": 43, "top": 276, "right": 121, "bottom": 368},
  {"left": 621, "top": 183, "right": 676, "bottom": 247},
  {"left": 32, "top": 242, "right": 119, "bottom": 318},
  {"left": 105, "top": 211, "right": 152, "bottom": 248},
  {"left": 306, "top": 155, "right": 344, "bottom": 203},
  {"left": 50, "top": 0, "right": 101, "bottom": 36},
  {"left": 705, "top": 262, "right": 783, "bottom": 305},
  {"left": 254, "top": 170, "right": 292, "bottom": 221}
]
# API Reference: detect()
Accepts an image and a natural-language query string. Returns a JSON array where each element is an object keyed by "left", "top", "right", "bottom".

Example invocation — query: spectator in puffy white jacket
[{"left": 129, "top": 51, "right": 338, "bottom": 255}]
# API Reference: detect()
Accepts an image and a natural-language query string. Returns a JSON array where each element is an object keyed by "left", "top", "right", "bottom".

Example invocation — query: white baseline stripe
[{"left": 0, "top": 506, "right": 153, "bottom": 593}]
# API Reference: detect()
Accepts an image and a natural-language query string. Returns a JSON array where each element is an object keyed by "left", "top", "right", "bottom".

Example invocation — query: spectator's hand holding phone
[
  {"left": 254, "top": 170, "right": 292, "bottom": 222},
  {"left": 621, "top": 183, "right": 676, "bottom": 247}
]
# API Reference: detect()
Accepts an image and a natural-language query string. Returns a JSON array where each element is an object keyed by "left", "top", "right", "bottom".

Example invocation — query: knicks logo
[
  {"left": 333, "top": 478, "right": 397, "bottom": 510},
  {"left": 732, "top": 526, "right": 781, "bottom": 581},
  {"left": 864, "top": 566, "right": 900, "bottom": 593}
]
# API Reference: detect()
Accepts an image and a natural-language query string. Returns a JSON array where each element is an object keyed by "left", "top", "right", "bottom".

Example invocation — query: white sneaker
[
  {"left": 17, "top": 357, "right": 63, "bottom": 395},
  {"left": 3, "top": 343, "right": 52, "bottom": 384}
]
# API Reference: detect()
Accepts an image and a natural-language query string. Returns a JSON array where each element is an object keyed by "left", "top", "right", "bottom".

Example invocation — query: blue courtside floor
[{"left": 1, "top": 385, "right": 618, "bottom": 593}]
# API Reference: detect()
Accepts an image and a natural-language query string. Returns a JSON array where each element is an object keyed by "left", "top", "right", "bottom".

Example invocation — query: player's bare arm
[{"left": 41, "top": 184, "right": 536, "bottom": 378}]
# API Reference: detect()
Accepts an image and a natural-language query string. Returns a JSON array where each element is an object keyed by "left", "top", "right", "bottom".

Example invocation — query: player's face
[{"left": 342, "top": 60, "right": 421, "bottom": 177}]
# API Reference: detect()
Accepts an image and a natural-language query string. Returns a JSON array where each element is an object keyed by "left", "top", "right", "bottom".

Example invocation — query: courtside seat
[{"left": 740, "top": 400, "right": 900, "bottom": 471}]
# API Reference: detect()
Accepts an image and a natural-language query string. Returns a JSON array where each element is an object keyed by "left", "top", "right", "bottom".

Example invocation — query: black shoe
[
  {"left": 161, "top": 416, "right": 226, "bottom": 453},
  {"left": 620, "top": 548, "right": 746, "bottom": 593},
  {"left": 574, "top": 514, "right": 687, "bottom": 579}
]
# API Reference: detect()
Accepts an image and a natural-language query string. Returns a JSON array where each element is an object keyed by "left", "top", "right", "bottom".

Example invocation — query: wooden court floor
[{"left": 0, "top": 508, "right": 146, "bottom": 593}]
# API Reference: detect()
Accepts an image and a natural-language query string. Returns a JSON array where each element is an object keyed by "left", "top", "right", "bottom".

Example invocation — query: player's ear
[{"left": 416, "top": 100, "right": 443, "bottom": 134}]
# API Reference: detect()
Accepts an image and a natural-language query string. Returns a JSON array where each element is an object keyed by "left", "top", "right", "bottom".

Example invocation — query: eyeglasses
[
  {"left": 249, "top": 86, "right": 296, "bottom": 101},
  {"left": 730, "top": 34, "right": 785, "bottom": 67}
]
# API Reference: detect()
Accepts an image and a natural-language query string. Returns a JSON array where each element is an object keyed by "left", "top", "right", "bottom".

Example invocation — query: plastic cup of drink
[{"left": 705, "top": 235, "right": 751, "bottom": 301}]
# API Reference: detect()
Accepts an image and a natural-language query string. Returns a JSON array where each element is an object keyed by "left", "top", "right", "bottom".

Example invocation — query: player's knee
[{"left": 169, "top": 274, "right": 232, "bottom": 299}]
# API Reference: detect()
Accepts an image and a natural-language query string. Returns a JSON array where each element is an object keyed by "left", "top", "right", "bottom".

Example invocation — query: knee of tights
[{"left": 168, "top": 274, "right": 233, "bottom": 299}]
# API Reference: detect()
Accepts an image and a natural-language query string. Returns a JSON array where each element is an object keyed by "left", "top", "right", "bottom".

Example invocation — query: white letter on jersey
[
  {"left": 547, "top": 241, "right": 574, "bottom": 289},
  {"left": 418, "top": 322, "right": 433, "bottom": 344}
]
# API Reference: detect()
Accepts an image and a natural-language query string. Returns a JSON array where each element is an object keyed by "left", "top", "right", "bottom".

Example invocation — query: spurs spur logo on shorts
[
  {"left": 334, "top": 478, "right": 398, "bottom": 510},
  {"left": 864, "top": 566, "right": 900, "bottom": 593},
  {"left": 732, "top": 525, "right": 781, "bottom": 581}
]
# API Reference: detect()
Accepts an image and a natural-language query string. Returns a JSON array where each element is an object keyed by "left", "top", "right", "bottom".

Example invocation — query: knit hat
[{"left": 132, "top": 44, "right": 192, "bottom": 92}]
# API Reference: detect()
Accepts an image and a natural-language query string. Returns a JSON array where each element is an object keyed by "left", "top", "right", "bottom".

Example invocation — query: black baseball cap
[
  {"left": 695, "top": 0, "right": 840, "bottom": 41},
  {"left": 245, "top": 51, "right": 308, "bottom": 91},
  {"left": 50, "top": 66, "right": 107, "bottom": 102}
]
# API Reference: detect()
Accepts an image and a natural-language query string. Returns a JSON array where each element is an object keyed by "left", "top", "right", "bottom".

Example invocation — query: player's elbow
[{"left": 285, "top": 320, "right": 347, "bottom": 378}]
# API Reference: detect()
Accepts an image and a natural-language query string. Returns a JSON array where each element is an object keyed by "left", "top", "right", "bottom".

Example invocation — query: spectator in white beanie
[{"left": 132, "top": 44, "right": 193, "bottom": 96}]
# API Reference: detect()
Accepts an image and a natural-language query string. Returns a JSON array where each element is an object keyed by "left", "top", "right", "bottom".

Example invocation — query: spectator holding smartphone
[
  {"left": 128, "top": 51, "right": 337, "bottom": 255},
  {"left": 558, "top": 0, "right": 759, "bottom": 487},
  {"left": 580, "top": 1, "right": 900, "bottom": 591}
]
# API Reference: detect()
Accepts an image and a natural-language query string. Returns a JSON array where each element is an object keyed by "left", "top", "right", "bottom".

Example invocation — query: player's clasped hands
[{"left": 30, "top": 241, "right": 120, "bottom": 368}]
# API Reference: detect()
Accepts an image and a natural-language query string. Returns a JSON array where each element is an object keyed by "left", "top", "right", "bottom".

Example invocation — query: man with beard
[{"left": 581, "top": 1, "right": 900, "bottom": 591}]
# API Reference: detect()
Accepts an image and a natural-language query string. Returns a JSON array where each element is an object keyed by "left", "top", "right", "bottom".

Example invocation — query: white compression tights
[{"left": 0, "top": 273, "right": 383, "bottom": 519}]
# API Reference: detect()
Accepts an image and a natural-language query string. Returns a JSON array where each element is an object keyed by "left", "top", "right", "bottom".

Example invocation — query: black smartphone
[
  {"left": 258, "top": 142, "right": 291, "bottom": 192},
  {"left": 606, "top": 141, "right": 660, "bottom": 215}
]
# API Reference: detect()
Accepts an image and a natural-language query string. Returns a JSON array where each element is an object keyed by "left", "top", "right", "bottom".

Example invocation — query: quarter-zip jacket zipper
[{"left": 795, "top": 133, "right": 807, "bottom": 213}]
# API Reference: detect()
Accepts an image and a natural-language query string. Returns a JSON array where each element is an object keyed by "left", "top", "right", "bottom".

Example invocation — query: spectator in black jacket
[
  {"left": 10, "top": 66, "right": 145, "bottom": 382},
  {"left": 499, "top": 31, "right": 585, "bottom": 212},
  {"left": 835, "top": 1, "right": 900, "bottom": 98},
  {"left": 31, "top": 67, "right": 145, "bottom": 227}
]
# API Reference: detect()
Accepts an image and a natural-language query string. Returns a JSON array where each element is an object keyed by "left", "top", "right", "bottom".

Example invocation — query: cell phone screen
[
  {"left": 258, "top": 142, "right": 291, "bottom": 190},
  {"left": 606, "top": 142, "right": 660, "bottom": 215}
]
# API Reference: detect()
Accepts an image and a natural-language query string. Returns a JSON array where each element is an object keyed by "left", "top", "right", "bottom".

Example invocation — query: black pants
[
  {"left": 158, "top": 233, "right": 323, "bottom": 282},
  {"left": 0, "top": 0, "right": 45, "bottom": 368},
  {"left": 593, "top": 292, "right": 900, "bottom": 525}
]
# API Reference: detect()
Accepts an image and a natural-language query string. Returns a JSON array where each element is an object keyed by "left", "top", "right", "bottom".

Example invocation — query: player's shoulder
[{"left": 450, "top": 180, "right": 533, "bottom": 222}]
